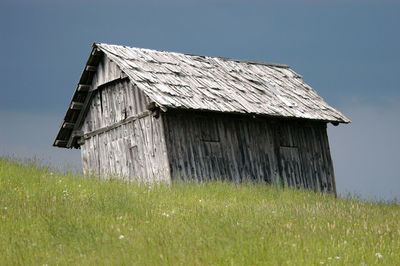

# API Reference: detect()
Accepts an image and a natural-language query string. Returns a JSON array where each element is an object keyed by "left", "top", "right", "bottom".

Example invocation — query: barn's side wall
[
  {"left": 163, "top": 111, "right": 336, "bottom": 193},
  {"left": 79, "top": 55, "right": 170, "bottom": 182}
]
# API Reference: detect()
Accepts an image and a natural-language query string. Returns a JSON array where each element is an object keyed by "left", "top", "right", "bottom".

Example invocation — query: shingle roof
[
  {"left": 97, "top": 43, "right": 349, "bottom": 122},
  {"left": 54, "top": 42, "right": 350, "bottom": 148}
]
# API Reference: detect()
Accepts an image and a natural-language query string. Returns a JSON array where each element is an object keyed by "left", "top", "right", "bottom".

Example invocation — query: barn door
[
  {"left": 276, "top": 124, "right": 303, "bottom": 188},
  {"left": 279, "top": 147, "right": 302, "bottom": 187},
  {"left": 197, "top": 116, "right": 225, "bottom": 180}
]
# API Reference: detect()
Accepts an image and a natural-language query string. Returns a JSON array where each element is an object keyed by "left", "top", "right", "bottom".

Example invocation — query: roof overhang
[
  {"left": 54, "top": 43, "right": 350, "bottom": 149},
  {"left": 53, "top": 44, "right": 103, "bottom": 148}
]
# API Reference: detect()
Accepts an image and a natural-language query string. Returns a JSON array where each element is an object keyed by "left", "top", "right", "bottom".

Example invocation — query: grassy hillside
[{"left": 0, "top": 157, "right": 399, "bottom": 265}]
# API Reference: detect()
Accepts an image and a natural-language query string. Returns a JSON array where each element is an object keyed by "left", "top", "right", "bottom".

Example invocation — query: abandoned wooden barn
[{"left": 54, "top": 43, "right": 350, "bottom": 193}]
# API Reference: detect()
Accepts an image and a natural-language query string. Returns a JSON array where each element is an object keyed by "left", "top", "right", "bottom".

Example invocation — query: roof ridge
[
  {"left": 217, "top": 57, "right": 290, "bottom": 68},
  {"left": 95, "top": 42, "right": 290, "bottom": 69}
]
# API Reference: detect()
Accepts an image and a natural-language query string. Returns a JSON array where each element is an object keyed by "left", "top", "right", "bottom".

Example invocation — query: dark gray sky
[{"left": 1, "top": 1, "right": 399, "bottom": 200}]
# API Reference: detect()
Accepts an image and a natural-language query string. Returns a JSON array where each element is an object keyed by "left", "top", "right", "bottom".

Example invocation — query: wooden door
[
  {"left": 276, "top": 123, "right": 303, "bottom": 188},
  {"left": 279, "top": 146, "right": 302, "bottom": 187}
]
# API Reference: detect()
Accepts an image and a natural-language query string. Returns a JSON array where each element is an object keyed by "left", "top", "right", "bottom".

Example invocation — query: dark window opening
[{"left": 196, "top": 116, "right": 220, "bottom": 142}]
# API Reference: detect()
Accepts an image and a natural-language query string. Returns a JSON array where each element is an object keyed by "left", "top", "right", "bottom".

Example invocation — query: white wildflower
[
  {"left": 199, "top": 199, "right": 202, "bottom": 203},
  {"left": 320, "top": 261, "right": 324, "bottom": 265},
  {"left": 118, "top": 235, "right": 124, "bottom": 240},
  {"left": 335, "top": 256, "right": 340, "bottom": 260},
  {"left": 50, "top": 172, "right": 54, "bottom": 176},
  {"left": 343, "top": 240, "right": 347, "bottom": 245},
  {"left": 117, "top": 216, "right": 123, "bottom": 220},
  {"left": 4, "top": 207, "right": 7, "bottom": 210},
  {"left": 375, "top": 252, "right": 383, "bottom": 259},
  {"left": 292, "top": 244, "right": 296, "bottom": 247},
  {"left": 162, "top": 212, "right": 170, "bottom": 217},
  {"left": 78, "top": 184, "right": 81, "bottom": 188},
  {"left": 145, "top": 220, "right": 149, "bottom": 224}
]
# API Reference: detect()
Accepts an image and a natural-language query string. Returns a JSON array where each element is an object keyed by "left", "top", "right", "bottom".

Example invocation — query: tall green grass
[{"left": 0, "top": 157, "right": 399, "bottom": 265}]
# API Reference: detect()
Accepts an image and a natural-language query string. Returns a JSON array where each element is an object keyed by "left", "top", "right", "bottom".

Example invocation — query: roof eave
[
  {"left": 159, "top": 105, "right": 351, "bottom": 124},
  {"left": 53, "top": 43, "right": 104, "bottom": 149}
]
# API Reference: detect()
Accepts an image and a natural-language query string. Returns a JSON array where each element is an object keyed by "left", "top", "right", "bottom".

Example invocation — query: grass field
[{"left": 0, "top": 157, "right": 399, "bottom": 265}]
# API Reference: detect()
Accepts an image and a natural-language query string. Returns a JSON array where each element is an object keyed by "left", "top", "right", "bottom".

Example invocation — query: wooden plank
[
  {"left": 162, "top": 114, "right": 176, "bottom": 179},
  {"left": 70, "top": 101, "right": 84, "bottom": 110},
  {"left": 91, "top": 48, "right": 101, "bottom": 56},
  {"left": 84, "top": 111, "right": 151, "bottom": 139},
  {"left": 72, "top": 130, "right": 84, "bottom": 137},
  {"left": 222, "top": 118, "right": 239, "bottom": 181},
  {"left": 54, "top": 140, "right": 67, "bottom": 146},
  {"left": 157, "top": 113, "right": 171, "bottom": 182},
  {"left": 85, "top": 65, "right": 97, "bottom": 72},
  {"left": 146, "top": 101, "right": 157, "bottom": 111},
  {"left": 78, "top": 84, "right": 90, "bottom": 92},
  {"left": 62, "top": 122, "right": 75, "bottom": 129}
]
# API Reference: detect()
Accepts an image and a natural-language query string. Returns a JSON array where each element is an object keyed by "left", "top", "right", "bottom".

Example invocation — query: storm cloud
[{"left": 329, "top": 101, "right": 400, "bottom": 201}]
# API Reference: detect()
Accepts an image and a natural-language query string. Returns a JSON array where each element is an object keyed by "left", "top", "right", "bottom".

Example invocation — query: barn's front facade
[{"left": 54, "top": 43, "right": 350, "bottom": 193}]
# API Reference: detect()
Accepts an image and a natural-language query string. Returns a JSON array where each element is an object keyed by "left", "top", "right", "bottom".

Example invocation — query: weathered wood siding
[
  {"left": 81, "top": 56, "right": 148, "bottom": 132},
  {"left": 163, "top": 111, "right": 336, "bottom": 193},
  {"left": 75, "top": 55, "right": 336, "bottom": 189},
  {"left": 79, "top": 55, "right": 170, "bottom": 182},
  {"left": 82, "top": 115, "right": 170, "bottom": 182}
]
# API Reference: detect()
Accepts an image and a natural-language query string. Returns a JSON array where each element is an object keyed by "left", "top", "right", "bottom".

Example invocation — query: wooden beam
[
  {"left": 84, "top": 111, "right": 151, "bottom": 139},
  {"left": 91, "top": 48, "right": 101, "bottom": 56},
  {"left": 146, "top": 101, "right": 157, "bottom": 111},
  {"left": 54, "top": 140, "right": 67, "bottom": 146},
  {"left": 72, "top": 130, "right": 84, "bottom": 137},
  {"left": 77, "top": 84, "right": 90, "bottom": 92},
  {"left": 77, "top": 137, "right": 85, "bottom": 145},
  {"left": 62, "top": 122, "right": 75, "bottom": 129},
  {"left": 70, "top": 102, "right": 84, "bottom": 110},
  {"left": 67, "top": 92, "right": 95, "bottom": 147},
  {"left": 85, "top": 65, "right": 96, "bottom": 72}
]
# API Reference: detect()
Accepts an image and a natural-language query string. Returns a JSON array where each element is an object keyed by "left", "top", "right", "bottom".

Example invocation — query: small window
[
  {"left": 278, "top": 125, "right": 296, "bottom": 148},
  {"left": 196, "top": 116, "right": 220, "bottom": 142}
]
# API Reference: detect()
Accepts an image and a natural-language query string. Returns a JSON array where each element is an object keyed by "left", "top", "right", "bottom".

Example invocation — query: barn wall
[
  {"left": 79, "top": 55, "right": 170, "bottom": 181},
  {"left": 81, "top": 115, "right": 170, "bottom": 182},
  {"left": 81, "top": 56, "right": 149, "bottom": 133},
  {"left": 163, "top": 111, "right": 336, "bottom": 193}
]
